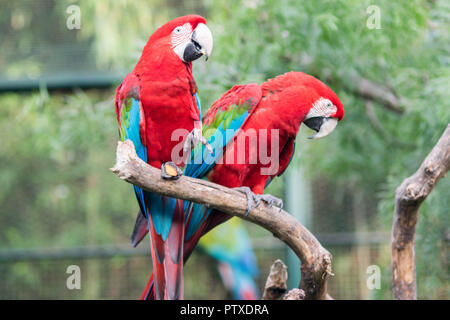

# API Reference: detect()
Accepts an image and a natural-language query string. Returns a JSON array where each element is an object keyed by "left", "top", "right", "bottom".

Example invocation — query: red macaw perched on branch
[
  {"left": 134, "top": 71, "right": 344, "bottom": 299},
  {"left": 115, "top": 15, "right": 213, "bottom": 300},
  {"left": 181, "top": 71, "right": 345, "bottom": 266}
]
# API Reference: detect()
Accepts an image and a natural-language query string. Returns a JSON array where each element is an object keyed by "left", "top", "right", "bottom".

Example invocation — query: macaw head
[
  {"left": 303, "top": 77, "right": 344, "bottom": 139},
  {"left": 265, "top": 72, "right": 345, "bottom": 139},
  {"left": 139, "top": 15, "right": 213, "bottom": 65},
  {"left": 297, "top": 73, "right": 345, "bottom": 139}
]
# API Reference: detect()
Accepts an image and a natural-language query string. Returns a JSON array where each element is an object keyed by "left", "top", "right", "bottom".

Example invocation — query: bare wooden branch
[
  {"left": 392, "top": 124, "right": 450, "bottom": 299},
  {"left": 283, "top": 288, "right": 306, "bottom": 300},
  {"left": 262, "top": 259, "right": 288, "bottom": 300},
  {"left": 352, "top": 75, "right": 404, "bottom": 114},
  {"left": 285, "top": 55, "right": 404, "bottom": 114},
  {"left": 323, "top": 72, "right": 404, "bottom": 114},
  {"left": 111, "top": 140, "right": 333, "bottom": 300},
  {"left": 365, "top": 101, "right": 415, "bottom": 149}
]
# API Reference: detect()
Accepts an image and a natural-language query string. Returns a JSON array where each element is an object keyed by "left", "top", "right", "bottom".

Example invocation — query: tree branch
[
  {"left": 321, "top": 71, "right": 405, "bottom": 114},
  {"left": 391, "top": 124, "right": 450, "bottom": 299},
  {"left": 283, "top": 288, "right": 306, "bottom": 300},
  {"left": 111, "top": 140, "right": 333, "bottom": 300},
  {"left": 262, "top": 259, "right": 307, "bottom": 300},
  {"left": 365, "top": 100, "right": 415, "bottom": 149},
  {"left": 351, "top": 75, "right": 404, "bottom": 114},
  {"left": 262, "top": 259, "right": 288, "bottom": 300}
]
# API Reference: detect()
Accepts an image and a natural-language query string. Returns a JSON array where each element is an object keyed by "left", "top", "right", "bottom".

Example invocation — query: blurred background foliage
[{"left": 0, "top": 0, "right": 448, "bottom": 299}]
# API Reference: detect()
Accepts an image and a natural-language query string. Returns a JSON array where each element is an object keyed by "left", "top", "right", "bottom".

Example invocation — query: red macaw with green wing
[
  {"left": 134, "top": 71, "right": 345, "bottom": 299},
  {"left": 115, "top": 15, "right": 213, "bottom": 300}
]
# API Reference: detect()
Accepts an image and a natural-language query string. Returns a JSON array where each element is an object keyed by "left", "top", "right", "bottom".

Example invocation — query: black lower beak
[
  {"left": 303, "top": 117, "right": 325, "bottom": 132},
  {"left": 183, "top": 41, "right": 203, "bottom": 62}
]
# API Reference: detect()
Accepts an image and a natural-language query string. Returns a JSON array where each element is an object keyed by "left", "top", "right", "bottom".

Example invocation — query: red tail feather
[
  {"left": 140, "top": 273, "right": 155, "bottom": 300},
  {"left": 163, "top": 198, "right": 184, "bottom": 299},
  {"left": 146, "top": 198, "right": 185, "bottom": 300}
]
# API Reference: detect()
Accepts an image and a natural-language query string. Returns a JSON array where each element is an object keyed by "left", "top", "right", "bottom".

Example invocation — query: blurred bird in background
[{"left": 197, "top": 218, "right": 260, "bottom": 300}]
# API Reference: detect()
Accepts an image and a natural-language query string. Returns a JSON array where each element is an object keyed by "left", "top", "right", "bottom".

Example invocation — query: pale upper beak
[
  {"left": 303, "top": 117, "right": 339, "bottom": 139},
  {"left": 190, "top": 23, "right": 213, "bottom": 61}
]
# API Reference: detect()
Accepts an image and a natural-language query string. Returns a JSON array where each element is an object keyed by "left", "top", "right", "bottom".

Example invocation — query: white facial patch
[
  {"left": 306, "top": 97, "right": 337, "bottom": 119},
  {"left": 171, "top": 23, "right": 193, "bottom": 61},
  {"left": 171, "top": 23, "right": 193, "bottom": 48}
]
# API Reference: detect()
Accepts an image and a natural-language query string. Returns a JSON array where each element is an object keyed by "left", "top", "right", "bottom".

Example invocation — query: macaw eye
[
  {"left": 327, "top": 101, "right": 333, "bottom": 108},
  {"left": 174, "top": 26, "right": 183, "bottom": 34}
]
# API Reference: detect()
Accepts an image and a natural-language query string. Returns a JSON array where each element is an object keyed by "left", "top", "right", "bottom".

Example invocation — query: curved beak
[
  {"left": 303, "top": 117, "right": 338, "bottom": 139},
  {"left": 183, "top": 23, "right": 213, "bottom": 62}
]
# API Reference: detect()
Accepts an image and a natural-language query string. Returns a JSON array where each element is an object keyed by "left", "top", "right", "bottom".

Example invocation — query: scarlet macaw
[
  {"left": 115, "top": 15, "right": 213, "bottom": 300},
  {"left": 135, "top": 71, "right": 344, "bottom": 299}
]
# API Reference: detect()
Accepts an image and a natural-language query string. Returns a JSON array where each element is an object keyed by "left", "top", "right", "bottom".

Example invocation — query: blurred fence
[{"left": 0, "top": 233, "right": 390, "bottom": 300}]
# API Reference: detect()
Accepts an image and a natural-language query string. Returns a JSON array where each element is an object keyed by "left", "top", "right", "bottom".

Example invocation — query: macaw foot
[
  {"left": 234, "top": 187, "right": 284, "bottom": 216},
  {"left": 161, "top": 162, "right": 183, "bottom": 180},
  {"left": 233, "top": 186, "right": 260, "bottom": 217},
  {"left": 201, "top": 136, "right": 213, "bottom": 154},
  {"left": 183, "top": 128, "right": 213, "bottom": 155},
  {"left": 257, "top": 194, "right": 284, "bottom": 211}
]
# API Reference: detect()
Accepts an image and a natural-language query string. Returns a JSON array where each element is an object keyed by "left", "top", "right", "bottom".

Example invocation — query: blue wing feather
[
  {"left": 147, "top": 193, "right": 177, "bottom": 241},
  {"left": 184, "top": 110, "right": 249, "bottom": 178},
  {"left": 183, "top": 85, "right": 261, "bottom": 242},
  {"left": 120, "top": 98, "right": 177, "bottom": 241},
  {"left": 183, "top": 110, "right": 250, "bottom": 240},
  {"left": 119, "top": 97, "right": 148, "bottom": 216}
]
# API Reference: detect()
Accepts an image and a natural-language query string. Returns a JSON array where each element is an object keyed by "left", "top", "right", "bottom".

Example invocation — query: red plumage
[
  {"left": 115, "top": 15, "right": 211, "bottom": 300},
  {"left": 208, "top": 71, "right": 343, "bottom": 193},
  {"left": 132, "top": 15, "right": 206, "bottom": 167},
  {"left": 140, "top": 72, "right": 345, "bottom": 299}
]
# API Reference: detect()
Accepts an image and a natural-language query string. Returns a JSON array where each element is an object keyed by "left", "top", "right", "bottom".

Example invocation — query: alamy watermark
[
  {"left": 66, "top": 5, "right": 81, "bottom": 30},
  {"left": 66, "top": 265, "right": 81, "bottom": 290},
  {"left": 366, "top": 5, "right": 382, "bottom": 30},
  {"left": 366, "top": 265, "right": 381, "bottom": 290}
]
